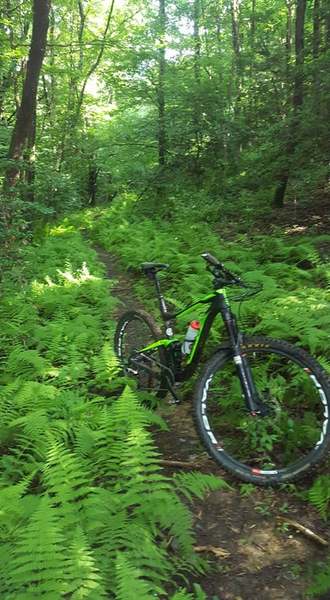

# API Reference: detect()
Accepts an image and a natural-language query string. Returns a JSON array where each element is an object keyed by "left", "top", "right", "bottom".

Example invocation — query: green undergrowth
[
  {"left": 0, "top": 224, "right": 227, "bottom": 599},
  {"left": 75, "top": 195, "right": 330, "bottom": 597},
  {"left": 306, "top": 475, "right": 330, "bottom": 597},
  {"left": 74, "top": 194, "right": 330, "bottom": 367}
]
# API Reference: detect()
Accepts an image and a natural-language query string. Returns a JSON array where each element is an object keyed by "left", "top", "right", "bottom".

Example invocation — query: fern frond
[
  {"left": 92, "top": 342, "right": 120, "bottom": 384},
  {"left": 171, "top": 592, "right": 194, "bottom": 600},
  {"left": 74, "top": 424, "right": 98, "bottom": 458},
  {"left": 115, "top": 552, "right": 163, "bottom": 600},
  {"left": 309, "top": 475, "right": 330, "bottom": 520},
  {"left": 6, "top": 348, "right": 53, "bottom": 379},
  {"left": 64, "top": 527, "right": 107, "bottom": 598},
  {"left": 43, "top": 440, "right": 93, "bottom": 529},
  {"left": 307, "top": 553, "right": 330, "bottom": 598},
  {"left": 171, "top": 584, "right": 209, "bottom": 599},
  {"left": 93, "top": 387, "right": 163, "bottom": 481},
  {"left": 135, "top": 489, "right": 196, "bottom": 557},
  {"left": 5, "top": 495, "right": 67, "bottom": 599},
  {"left": 173, "top": 471, "right": 231, "bottom": 502}
]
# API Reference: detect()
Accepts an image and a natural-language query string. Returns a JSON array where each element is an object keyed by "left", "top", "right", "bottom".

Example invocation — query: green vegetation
[
  {"left": 307, "top": 556, "right": 330, "bottom": 598},
  {"left": 76, "top": 198, "right": 330, "bottom": 596},
  {"left": 1, "top": 0, "right": 329, "bottom": 229},
  {"left": 0, "top": 227, "right": 226, "bottom": 598},
  {"left": 0, "top": 0, "right": 329, "bottom": 596},
  {"left": 76, "top": 197, "right": 330, "bottom": 364},
  {"left": 309, "top": 475, "right": 330, "bottom": 520}
]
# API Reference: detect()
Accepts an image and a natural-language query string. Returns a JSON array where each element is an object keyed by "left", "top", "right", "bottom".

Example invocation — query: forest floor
[
  {"left": 94, "top": 243, "right": 329, "bottom": 600},
  {"left": 220, "top": 195, "right": 330, "bottom": 247}
]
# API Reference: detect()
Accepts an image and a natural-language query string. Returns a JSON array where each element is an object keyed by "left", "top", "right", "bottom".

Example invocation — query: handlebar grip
[{"left": 201, "top": 252, "right": 221, "bottom": 267}]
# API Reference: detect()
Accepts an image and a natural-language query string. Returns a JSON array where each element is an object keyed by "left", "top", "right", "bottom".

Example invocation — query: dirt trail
[{"left": 94, "top": 244, "right": 329, "bottom": 600}]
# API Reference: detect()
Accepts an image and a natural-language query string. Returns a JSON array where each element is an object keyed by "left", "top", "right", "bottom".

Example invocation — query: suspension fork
[{"left": 220, "top": 297, "right": 260, "bottom": 414}]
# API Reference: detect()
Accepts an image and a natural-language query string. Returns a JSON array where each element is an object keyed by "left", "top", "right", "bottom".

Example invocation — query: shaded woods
[
  {"left": 0, "top": 0, "right": 329, "bottom": 232},
  {"left": 0, "top": 1, "right": 329, "bottom": 599}
]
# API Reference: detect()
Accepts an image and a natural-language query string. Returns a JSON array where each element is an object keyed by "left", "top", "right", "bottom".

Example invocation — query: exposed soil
[
  {"left": 266, "top": 196, "right": 330, "bottom": 237},
  {"left": 219, "top": 196, "right": 330, "bottom": 262},
  {"left": 94, "top": 243, "right": 330, "bottom": 600}
]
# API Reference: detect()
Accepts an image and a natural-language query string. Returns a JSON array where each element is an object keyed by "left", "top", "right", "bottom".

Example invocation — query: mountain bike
[{"left": 114, "top": 252, "right": 330, "bottom": 485}]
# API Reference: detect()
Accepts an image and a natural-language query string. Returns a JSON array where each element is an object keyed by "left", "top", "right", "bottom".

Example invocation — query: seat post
[{"left": 153, "top": 272, "right": 168, "bottom": 319}]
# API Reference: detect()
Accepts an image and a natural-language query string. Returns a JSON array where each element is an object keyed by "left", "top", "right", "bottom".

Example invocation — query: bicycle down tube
[{"left": 139, "top": 288, "right": 261, "bottom": 414}]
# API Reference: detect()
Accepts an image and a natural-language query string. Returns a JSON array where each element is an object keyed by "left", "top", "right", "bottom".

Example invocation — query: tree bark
[
  {"left": 4, "top": 0, "right": 51, "bottom": 192},
  {"left": 157, "top": 0, "right": 166, "bottom": 168},
  {"left": 313, "top": 0, "right": 321, "bottom": 58},
  {"left": 312, "top": 0, "right": 321, "bottom": 113},
  {"left": 0, "top": 1, "right": 30, "bottom": 123},
  {"left": 231, "top": 0, "right": 242, "bottom": 93},
  {"left": 325, "top": 0, "right": 330, "bottom": 50},
  {"left": 230, "top": 0, "right": 243, "bottom": 158},
  {"left": 293, "top": 0, "right": 306, "bottom": 112},
  {"left": 24, "top": 117, "right": 37, "bottom": 201},
  {"left": 272, "top": 0, "right": 307, "bottom": 208},
  {"left": 193, "top": 0, "right": 202, "bottom": 171},
  {"left": 231, "top": 0, "right": 241, "bottom": 63},
  {"left": 285, "top": 0, "right": 293, "bottom": 81}
]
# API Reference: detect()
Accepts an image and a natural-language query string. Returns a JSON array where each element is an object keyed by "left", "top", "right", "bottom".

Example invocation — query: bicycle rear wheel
[
  {"left": 114, "top": 309, "right": 168, "bottom": 397},
  {"left": 194, "top": 336, "right": 330, "bottom": 485}
]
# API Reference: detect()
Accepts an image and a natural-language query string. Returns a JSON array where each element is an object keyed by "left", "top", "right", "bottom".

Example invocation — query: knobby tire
[
  {"left": 114, "top": 309, "right": 168, "bottom": 397},
  {"left": 194, "top": 336, "right": 330, "bottom": 485}
]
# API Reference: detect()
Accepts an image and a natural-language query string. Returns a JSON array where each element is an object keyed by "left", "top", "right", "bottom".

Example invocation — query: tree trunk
[
  {"left": 4, "top": 0, "right": 51, "bottom": 192},
  {"left": 230, "top": 0, "right": 243, "bottom": 158},
  {"left": 157, "top": 0, "right": 166, "bottom": 168},
  {"left": 248, "top": 0, "right": 256, "bottom": 114},
  {"left": 231, "top": 0, "right": 241, "bottom": 62},
  {"left": 285, "top": 0, "right": 293, "bottom": 81},
  {"left": 312, "top": 0, "right": 321, "bottom": 113},
  {"left": 293, "top": 0, "right": 306, "bottom": 113},
  {"left": 193, "top": 0, "right": 202, "bottom": 172},
  {"left": 313, "top": 0, "right": 321, "bottom": 58},
  {"left": 325, "top": 0, "right": 330, "bottom": 50},
  {"left": 272, "top": 0, "right": 306, "bottom": 207},
  {"left": 23, "top": 117, "right": 37, "bottom": 201}
]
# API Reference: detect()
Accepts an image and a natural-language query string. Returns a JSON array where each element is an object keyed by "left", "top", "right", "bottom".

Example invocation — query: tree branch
[{"left": 76, "top": 0, "right": 115, "bottom": 116}]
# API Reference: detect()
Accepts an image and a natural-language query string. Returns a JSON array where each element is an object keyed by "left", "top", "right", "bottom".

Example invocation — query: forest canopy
[{"left": 0, "top": 0, "right": 329, "bottom": 239}]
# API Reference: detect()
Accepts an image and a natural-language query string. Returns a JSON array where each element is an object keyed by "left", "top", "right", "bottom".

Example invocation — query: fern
[
  {"left": 91, "top": 342, "right": 121, "bottom": 386},
  {"left": 64, "top": 527, "right": 107, "bottom": 599},
  {"left": 173, "top": 471, "right": 231, "bottom": 502},
  {"left": 308, "top": 475, "right": 330, "bottom": 520},
  {"left": 4, "top": 495, "right": 68, "bottom": 599},
  {"left": 115, "top": 552, "right": 162, "bottom": 599},
  {"left": 0, "top": 224, "right": 236, "bottom": 598},
  {"left": 92, "top": 387, "right": 163, "bottom": 481},
  {"left": 5, "top": 348, "right": 53, "bottom": 379},
  {"left": 85, "top": 199, "right": 330, "bottom": 364},
  {"left": 43, "top": 440, "right": 93, "bottom": 529},
  {"left": 306, "top": 553, "right": 330, "bottom": 598},
  {"left": 171, "top": 584, "right": 210, "bottom": 599}
]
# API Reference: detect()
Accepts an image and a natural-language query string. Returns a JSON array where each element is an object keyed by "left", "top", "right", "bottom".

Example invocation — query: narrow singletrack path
[{"left": 93, "top": 243, "right": 329, "bottom": 600}]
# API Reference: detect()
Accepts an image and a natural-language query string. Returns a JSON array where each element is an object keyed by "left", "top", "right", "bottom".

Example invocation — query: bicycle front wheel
[
  {"left": 114, "top": 309, "right": 167, "bottom": 397},
  {"left": 194, "top": 336, "right": 330, "bottom": 485}
]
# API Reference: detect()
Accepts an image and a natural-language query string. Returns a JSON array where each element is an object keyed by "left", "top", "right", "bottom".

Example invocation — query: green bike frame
[
  {"left": 140, "top": 289, "right": 232, "bottom": 382},
  {"left": 138, "top": 271, "right": 261, "bottom": 414}
]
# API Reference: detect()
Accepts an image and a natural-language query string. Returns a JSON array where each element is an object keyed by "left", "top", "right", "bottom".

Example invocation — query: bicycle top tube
[{"left": 141, "top": 252, "right": 261, "bottom": 323}]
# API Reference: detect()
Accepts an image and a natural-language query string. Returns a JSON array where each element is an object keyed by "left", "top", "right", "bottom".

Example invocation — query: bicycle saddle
[{"left": 141, "top": 262, "right": 169, "bottom": 273}]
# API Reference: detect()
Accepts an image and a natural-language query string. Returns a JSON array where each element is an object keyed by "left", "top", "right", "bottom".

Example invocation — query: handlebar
[
  {"left": 201, "top": 252, "right": 243, "bottom": 286},
  {"left": 201, "top": 252, "right": 221, "bottom": 267},
  {"left": 201, "top": 252, "right": 263, "bottom": 299}
]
